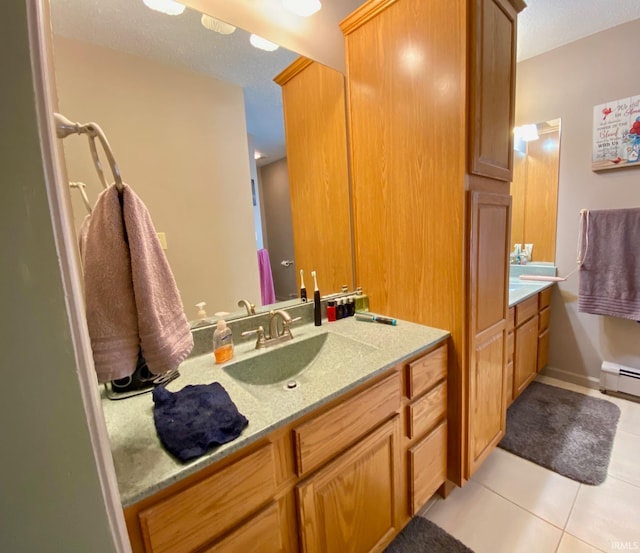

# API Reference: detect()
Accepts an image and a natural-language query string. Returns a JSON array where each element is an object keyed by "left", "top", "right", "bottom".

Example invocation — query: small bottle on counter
[
  {"left": 327, "top": 300, "right": 337, "bottom": 322},
  {"left": 355, "top": 287, "right": 369, "bottom": 312},
  {"left": 347, "top": 295, "right": 356, "bottom": 316},
  {"left": 336, "top": 298, "right": 345, "bottom": 320},
  {"left": 213, "top": 319, "right": 234, "bottom": 364}
]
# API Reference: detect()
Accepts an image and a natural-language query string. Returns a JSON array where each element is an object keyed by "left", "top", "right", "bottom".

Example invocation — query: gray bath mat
[
  {"left": 384, "top": 517, "right": 475, "bottom": 553},
  {"left": 499, "top": 381, "right": 620, "bottom": 485}
]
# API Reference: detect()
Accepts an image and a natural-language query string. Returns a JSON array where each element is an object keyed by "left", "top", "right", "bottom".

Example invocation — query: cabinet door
[
  {"left": 297, "top": 417, "right": 401, "bottom": 553},
  {"left": 514, "top": 314, "right": 539, "bottom": 397},
  {"left": 469, "top": 0, "right": 523, "bottom": 181},
  {"left": 468, "top": 191, "right": 511, "bottom": 477}
]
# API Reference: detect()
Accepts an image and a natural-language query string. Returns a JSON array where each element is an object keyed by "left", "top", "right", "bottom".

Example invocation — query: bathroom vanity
[{"left": 103, "top": 317, "right": 450, "bottom": 553}]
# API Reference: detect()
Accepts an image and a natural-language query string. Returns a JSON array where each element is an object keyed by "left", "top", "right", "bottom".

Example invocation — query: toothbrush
[
  {"left": 311, "top": 270, "right": 321, "bottom": 326},
  {"left": 300, "top": 269, "right": 307, "bottom": 302}
]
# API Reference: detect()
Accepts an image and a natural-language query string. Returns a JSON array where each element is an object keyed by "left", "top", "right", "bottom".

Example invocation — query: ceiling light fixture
[
  {"left": 249, "top": 34, "right": 279, "bottom": 52},
  {"left": 282, "top": 0, "right": 322, "bottom": 17},
  {"left": 254, "top": 151, "right": 265, "bottom": 160},
  {"left": 200, "top": 14, "right": 236, "bottom": 34},
  {"left": 142, "top": 0, "right": 185, "bottom": 16}
]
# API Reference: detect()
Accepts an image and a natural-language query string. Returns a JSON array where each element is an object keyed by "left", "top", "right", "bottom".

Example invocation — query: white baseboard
[{"left": 539, "top": 365, "right": 601, "bottom": 390}]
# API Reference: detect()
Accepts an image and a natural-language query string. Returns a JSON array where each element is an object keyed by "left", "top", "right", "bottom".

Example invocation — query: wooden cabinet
[
  {"left": 125, "top": 342, "right": 449, "bottom": 553},
  {"left": 508, "top": 287, "right": 553, "bottom": 402},
  {"left": 297, "top": 417, "right": 402, "bottom": 553},
  {"left": 274, "top": 58, "right": 352, "bottom": 294},
  {"left": 469, "top": 0, "right": 524, "bottom": 181},
  {"left": 342, "top": 0, "right": 524, "bottom": 484}
]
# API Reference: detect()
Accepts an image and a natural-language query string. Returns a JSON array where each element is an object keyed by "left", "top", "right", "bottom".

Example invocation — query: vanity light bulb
[
  {"left": 282, "top": 0, "right": 322, "bottom": 17},
  {"left": 142, "top": 0, "right": 186, "bottom": 16},
  {"left": 200, "top": 14, "right": 236, "bottom": 35},
  {"left": 249, "top": 34, "right": 279, "bottom": 52}
]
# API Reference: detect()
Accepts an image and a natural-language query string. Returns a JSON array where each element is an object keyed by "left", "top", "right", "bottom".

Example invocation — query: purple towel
[
  {"left": 152, "top": 382, "right": 248, "bottom": 462},
  {"left": 257, "top": 248, "right": 276, "bottom": 305},
  {"left": 578, "top": 208, "right": 640, "bottom": 320}
]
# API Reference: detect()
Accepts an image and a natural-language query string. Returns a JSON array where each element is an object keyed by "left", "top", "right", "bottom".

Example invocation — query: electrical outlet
[{"left": 157, "top": 232, "right": 167, "bottom": 250}]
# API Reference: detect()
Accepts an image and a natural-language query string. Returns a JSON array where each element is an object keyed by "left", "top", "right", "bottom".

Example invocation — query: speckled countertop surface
[
  {"left": 102, "top": 316, "right": 449, "bottom": 508},
  {"left": 508, "top": 278, "right": 555, "bottom": 307}
]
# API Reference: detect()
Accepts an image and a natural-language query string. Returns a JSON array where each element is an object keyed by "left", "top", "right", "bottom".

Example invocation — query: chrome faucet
[
  {"left": 237, "top": 299, "right": 256, "bottom": 316},
  {"left": 241, "top": 310, "right": 301, "bottom": 349}
]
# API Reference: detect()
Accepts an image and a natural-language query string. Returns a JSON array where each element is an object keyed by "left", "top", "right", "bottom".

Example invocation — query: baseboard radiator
[{"left": 600, "top": 361, "right": 640, "bottom": 398}]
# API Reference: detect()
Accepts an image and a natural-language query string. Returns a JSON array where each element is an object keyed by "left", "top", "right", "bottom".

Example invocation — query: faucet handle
[{"left": 241, "top": 325, "right": 266, "bottom": 349}]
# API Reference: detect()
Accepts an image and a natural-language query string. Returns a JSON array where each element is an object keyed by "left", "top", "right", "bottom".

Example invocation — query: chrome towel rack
[{"left": 54, "top": 112, "right": 124, "bottom": 192}]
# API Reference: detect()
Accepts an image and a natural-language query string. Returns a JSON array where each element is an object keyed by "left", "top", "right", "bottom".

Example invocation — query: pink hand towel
[
  {"left": 257, "top": 248, "right": 276, "bottom": 306},
  {"left": 83, "top": 184, "right": 193, "bottom": 383}
]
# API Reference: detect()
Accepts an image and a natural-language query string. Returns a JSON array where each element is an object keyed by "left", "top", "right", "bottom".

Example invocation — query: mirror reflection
[
  {"left": 512, "top": 118, "right": 561, "bottom": 263},
  {"left": 50, "top": 0, "right": 349, "bottom": 323}
]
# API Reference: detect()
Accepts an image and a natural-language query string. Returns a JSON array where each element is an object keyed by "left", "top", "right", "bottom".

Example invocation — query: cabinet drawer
[
  {"left": 539, "top": 306, "right": 550, "bottom": 333},
  {"left": 409, "top": 421, "right": 447, "bottom": 515},
  {"left": 138, "top": 444, "right": 276, "bottom": 553},
  {"left": 515, "top": 295, "right": 538, "bottom": 326},
  {"left": 407, "top": 382, "right": 447, "bottom": 439},
  {"left": 539, "top": 288, "right": 551, "bottom": 309},
  {"left": 507, "top": 307, "right": 515, "bottom": 332},
  {"left": 293, "top": 371, "right": 401, "bottom": 476},
  {"left": 203, "top": 502, "right": 284, "bottom": 553},
  {"left": 407, "top": 343, "right": 447, "bottom": 399}
]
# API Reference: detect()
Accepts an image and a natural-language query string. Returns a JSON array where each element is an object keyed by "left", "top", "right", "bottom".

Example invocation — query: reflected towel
[
  {"left": 257, "top": 248, "right": 276, "bottom": 305},
  {"left": 152, "top": 382, "right": 248, "bottom": 462},
  {"left": 83, "top": 184, "right": 193, "bottom": 382},
  {"left": 578, "top": 208, "right": 640, "bottom": 320}
]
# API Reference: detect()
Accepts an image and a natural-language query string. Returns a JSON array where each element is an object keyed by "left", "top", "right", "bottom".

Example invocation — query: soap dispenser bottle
[
  {"left": 355, "top": 287, "right": 369, "bottom": 312},
  {"left": 213, "top": 319, "right": 234, "bottom": 364}
]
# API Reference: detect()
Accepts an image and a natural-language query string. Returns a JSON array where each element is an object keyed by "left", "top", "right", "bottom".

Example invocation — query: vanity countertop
[
  {"left": 102, "top": 316, "right": 449, "bottom": 508},
  {"left": 508, "top": 278, "right": 555, "bottom": 307}
]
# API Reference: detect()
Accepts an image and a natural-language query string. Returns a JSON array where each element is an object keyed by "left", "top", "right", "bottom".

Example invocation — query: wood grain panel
[
  {"left": 276, "top": 58, "right": 353, "bottom": 294},
  {"left": 523, "top": 129, "right": 560, "bottom": 261},
  {"left": 202, "top": 502, "right": 284, "bottom": 553},
  {"left": 506, "top": 331, "right": 514, "bottom": 364},
  {"left": 138, "top": 444, "right": 276, "bottom": 553},
  {"left": 409, "top": 421, "right": 447, "bottom": 515},
  {"left": 468, "top": 330, "right": 506, "bottom": 474},
  {"left": 407, "top": 344, "right": 447, "bottom": 399},
  {"left": 515, "top": 295, "right": 537, "bottom": 326},
  {"left": 293, "top": 371, "right": 400, "bottom": 476},
  {"left": 539, "top": 287, "right": 551, "bottom": 309},
  {"left": 469, "top": 0, "right": 520, "bottom": 181},
  {"left": 514, "top": 314, "right": 539, "bottom": 397},
  {"left": 470, "top": 193, "right": 511, "bottom": 334},
  {"left": 343, "top": 0, "right": 467, "bottom": 485},
  {"left": 408, "top": 382, "right": 447, "bottom": 439},
  {"left": 507, "top": 307, "right": 515, "bottom": 332},
  {"left": 538, "top": 305, "right": 550, "bottom": 333},
  {"left": 505, "top": 359, "right": 514, "bottom": 407},
  {"left": 297, "top": 417, "right": 401, "bottom": 553},
  {"left": 510, "top": 151, "right": 527, "bottom": 246},
  {"left": 538, "top": 328, "right": 549, "bottom": 372}
]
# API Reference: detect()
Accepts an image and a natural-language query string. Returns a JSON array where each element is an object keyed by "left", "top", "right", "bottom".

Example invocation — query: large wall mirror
[
  {"left": 511, "top": 118, "right": 561, "bottom": 263},
  {"left": 50, "top": 0, "right": 354, "bottom": 323}
]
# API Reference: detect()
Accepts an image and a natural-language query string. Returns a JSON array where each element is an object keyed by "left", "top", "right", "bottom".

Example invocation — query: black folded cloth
[{"left": 152, "top": 382, "right": 248, "bottom": 462}]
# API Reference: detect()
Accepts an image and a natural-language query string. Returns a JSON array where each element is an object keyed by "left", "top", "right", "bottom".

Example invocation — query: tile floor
[{"left": 420, "top": 375, "right": 640, "bottom": 553}]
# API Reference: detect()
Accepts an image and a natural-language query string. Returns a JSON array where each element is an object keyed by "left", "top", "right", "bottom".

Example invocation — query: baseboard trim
[{"left": 540, "top": 365, "right": 601, "bottom": 390}]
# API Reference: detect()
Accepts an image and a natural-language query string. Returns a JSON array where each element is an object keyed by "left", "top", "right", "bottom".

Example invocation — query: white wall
[
  {"left": 516, "top": 18, "right": 640, "bottom": 385},
  {"left": 0, "top": 3, "right": 117, "bottom": 552},
  {"left": 53, "top": 36, "right": 261, "bottom": 317}
]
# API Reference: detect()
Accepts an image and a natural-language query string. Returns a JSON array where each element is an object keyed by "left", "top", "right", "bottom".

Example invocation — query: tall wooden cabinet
[
  {"left": 275, "top": 58, "right": 353, "bottom": 295},
  {"left": 342, "top": 0, "right": 525, "bottom": 484}
]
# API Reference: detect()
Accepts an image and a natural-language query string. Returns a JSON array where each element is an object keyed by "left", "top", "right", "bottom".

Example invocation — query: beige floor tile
[
  {"left": 566, "top": 476, "right": 640, "bottom": 552},
  {"left": 425, "top": 480, "right": 562, "bottom": 553},
  {"left": 472, "top": 447, "right": 580, "bottom": 528},
  {"left": 557, "top": 533, "right": 606, "bottom": 553},
  {"left": 608, "top": 429, "right": 640, "bottom": 487},
  {"left": 616, "top": 397, "right": 640, "bottom": 437}
]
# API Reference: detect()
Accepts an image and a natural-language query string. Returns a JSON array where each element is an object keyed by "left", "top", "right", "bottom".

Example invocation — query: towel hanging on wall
[
  {"left": 82, "top": 184, "right": 193, "bottom": 382},
  {"left": 578, "top": 207, "right": 640, "bottom": 320}
]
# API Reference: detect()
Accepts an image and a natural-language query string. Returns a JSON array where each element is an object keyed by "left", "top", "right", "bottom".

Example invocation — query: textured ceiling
[
  {"left": 50, "top": 0, "right": 640, "bottom": 164},
  {"left": 518, "top": 0, "right": 640, "bottom": 61}
]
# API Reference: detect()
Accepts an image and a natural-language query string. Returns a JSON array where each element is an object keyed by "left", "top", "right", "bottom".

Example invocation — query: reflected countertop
[
  {"left": 508, "top": 278, "right": 555, "bottom": 307},
  {"left": 102, "top": 316, "right": 449, "bottom": 508}
]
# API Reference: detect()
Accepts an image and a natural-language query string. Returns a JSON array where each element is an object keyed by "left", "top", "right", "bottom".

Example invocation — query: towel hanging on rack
[{"left": 578, "top": 207, "right": 640, "bottom": 320}]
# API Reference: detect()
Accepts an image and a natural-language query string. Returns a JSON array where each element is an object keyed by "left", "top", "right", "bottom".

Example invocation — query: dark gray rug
[
  {"left": 499, "top": 381, "right": 620, "bottom": 485},
  {"left": 384, "top": 517, "right": 474, "bottom": 553}
]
